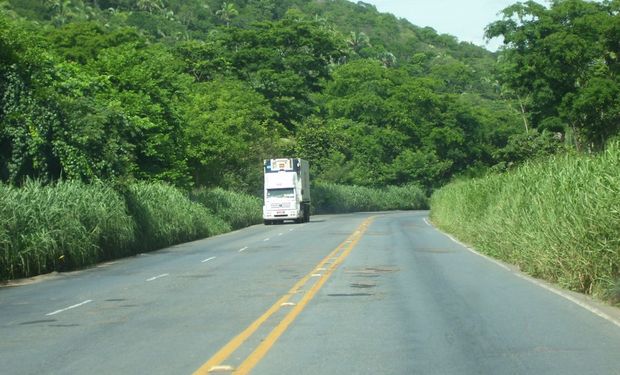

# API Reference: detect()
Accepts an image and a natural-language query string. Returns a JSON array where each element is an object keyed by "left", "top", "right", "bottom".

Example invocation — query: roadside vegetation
[
  {"left": 0, "top": 180, "right": 427, "bottom": 282},
  {"left": 312, "top": 182, "right": 428, "bottom": 214},
  {"left": 190, "top": 187, "right": 263, "bottom": 230},
  {"left": 2, "top": 0, "right": 620, "bottom": 292},
  {"left": 0, "top": 181, "right": 237, "bottom": 281},
  {"left": 431, "top": 141, "right": 620, "bottom": 303},
  {"left": 124, "top": 182, "right": 230, "bottom": 253},
  {"left": 0, "top": 180, "right": 135, "bottom": 280}
]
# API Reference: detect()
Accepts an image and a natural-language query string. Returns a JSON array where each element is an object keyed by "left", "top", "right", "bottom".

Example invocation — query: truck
[{"left": 263, "top": 158, "right": 310, "bottom": 225}]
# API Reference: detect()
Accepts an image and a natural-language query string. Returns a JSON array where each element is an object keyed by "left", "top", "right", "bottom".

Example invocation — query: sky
[{"left": 351, "top": 0, "right": 518, "bottom": 51}]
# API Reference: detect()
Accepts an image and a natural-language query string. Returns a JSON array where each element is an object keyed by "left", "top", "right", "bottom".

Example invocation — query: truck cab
[{"left": 263, "top": 158, "right": 310, "bottom": 224}]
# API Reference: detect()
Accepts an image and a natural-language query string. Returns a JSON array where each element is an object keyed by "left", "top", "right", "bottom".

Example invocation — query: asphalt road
[{"left": 1, "top": 211, "right": 620, "bottom": 375}]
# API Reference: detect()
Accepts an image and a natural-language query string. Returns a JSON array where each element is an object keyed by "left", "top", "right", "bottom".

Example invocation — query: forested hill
[{"left": 0, "top": 0, "right": 522, "bottom": 193}]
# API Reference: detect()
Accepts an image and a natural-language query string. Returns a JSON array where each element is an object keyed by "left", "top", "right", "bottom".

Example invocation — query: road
[{"left": 1, "top": 211, "right": 620, "bottom": 375}]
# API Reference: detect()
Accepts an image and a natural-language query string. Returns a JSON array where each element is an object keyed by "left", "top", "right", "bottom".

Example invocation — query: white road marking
[
  {"left": 278, "top": 233, "right": 284, "bottom": 236},
  {"left": 446, "top": 234, "right": 511, "bottom": 271},
  {"left": 263, "top": 238, "right": 270, "bottom": 242},
  {"left": 423, "top": 218, "right": 431, "bottom": 226},
  {"left": 238, "top": 247, "right": 249, "bottom": 253},
  {"left": 202, "top": 256, "right": 216, "bottom": 263},
  {"left": 146, "top": 273, "right": 169, "bottom": 282},
  {"left": 209, "top": 365, "right": 234, "bottom": 372},
  {"left": 46, "top": 300, "right": 92, "bottom": 316},
  {"left": 311, "top": 274, "right": 322, "bottom": 277},
  {"left": 436, "top": 226, "right": 620, "bottom": 329},
  {"left": 281, "top": 302, "right": 296, "bottom": 307},
  {"left": 289, "top": 228, "right": 295, "bottom": 232},
  {"left": 513, "top": 273, "right": 620, "bottom": 329}
]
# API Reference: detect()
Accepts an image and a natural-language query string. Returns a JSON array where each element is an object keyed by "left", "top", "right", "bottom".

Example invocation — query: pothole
[
  {"left": 350, "top": 282, "right": 376, "bottom": 289},
  {"left": 20, "top": 319, "right": 57, "bottom": 325},
  {"left": 345, "top": 266, "right": 399, "bottom": 277}
]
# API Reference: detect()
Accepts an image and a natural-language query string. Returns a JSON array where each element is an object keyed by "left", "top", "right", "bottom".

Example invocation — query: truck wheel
[{"left": 264, "top": 220, "right": 271, "bottom": 225}]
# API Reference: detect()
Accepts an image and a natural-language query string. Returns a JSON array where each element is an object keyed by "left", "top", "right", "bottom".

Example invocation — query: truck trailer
[{"left": 263, "top": 158, "right": 310, "bottom": 224}]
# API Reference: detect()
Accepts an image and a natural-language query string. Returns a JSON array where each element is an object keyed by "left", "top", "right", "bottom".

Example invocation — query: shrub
[
  {"left": 123, "top": 182, "right": 230, "bottom": 252},
  {"left": 0, "top": 180, "right": 135, "bottom": 280},
  {"left": 431, "top": 142, "right": 620, "bottom": 302},
  {"left": 191, "top": 188, "right": 262, "bottom": 230},
  {"left": 312, "top": 182, "right": 428, "bottom": 214}
]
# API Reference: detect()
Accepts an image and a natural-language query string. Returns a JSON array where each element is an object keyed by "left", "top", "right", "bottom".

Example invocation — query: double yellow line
[{"left": 193, "top": 216, "right": 375, "bottom": 375}]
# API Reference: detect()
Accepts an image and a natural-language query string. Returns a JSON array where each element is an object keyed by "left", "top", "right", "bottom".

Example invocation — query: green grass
[
  {"left": 312, "top": 182, "right": 428, "bottom": 213},
  {"left": 0, "top": 180, "right": 232, "bottom": 281},
  {"left": 430, "top": 142, "right": 620, "bottom": 303},
  {"left": 123, "top": 182, "right": 231, "bottom": 252},
  {"left": 191, "top": 187, "right": 262, "bottom": 230},
  {"left": 0, "top": 179, "right": 428, "bottom": 282},
  {"left": 0, "top": 180, "right": 135, "bottom": 280}
]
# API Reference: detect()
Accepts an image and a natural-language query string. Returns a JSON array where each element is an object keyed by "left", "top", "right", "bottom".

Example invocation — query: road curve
[{"left": 1, "top": 211, "right": 619, "bottom": 375}]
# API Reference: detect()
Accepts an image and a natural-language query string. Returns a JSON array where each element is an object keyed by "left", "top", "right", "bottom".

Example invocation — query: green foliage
[
  {"left": 123, "top": 181, "right": 230, "bottom": 252},
  {"left": 183, "top": 78, "right": 282, "bottom": 191},
  {"left": 90, "top": 42, "right": 194, "bottom": 186},
  {"left": 431, "top": 142, "right": 620, "bottom": 302},
  {"left": 1, "top": 0, "right": 515, "bottom": 192},
  {"left": 191, "top": 187, "right": 262, "bottom": 230},
  {"left": 305, "top": 59, "right": 521, "bottom": 190},
  {"left": 486, "top": 0, "right": 620, "bottom": 148},
  {"left": 218, "top": 15, "right": 348, "bottom": 129},
  {"left": 312, "top": 181, "right": 428, "bottom": 214},
  {"left": 44, "top": 21, "right": 143, "bottom": 64},
  {"left": 0, "top": 179, "right": 273, "bottom": 281},
  {"left": 492, "top": 129, "right": 568, "bottom": 172},
  {"left": 0, "top": 180, "right": 135, "bottom": 280}
]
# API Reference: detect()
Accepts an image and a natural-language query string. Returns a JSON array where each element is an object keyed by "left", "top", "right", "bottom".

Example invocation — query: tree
[
  {"left": 216, "top": 2, "right": 238, "bottom": 27},
  {"left": 346, "top": 31, "right": 371, "bottom": 54},
  {"left": 90, "top": 43, "right": 194, "bottom": 186},
  {"left": 183, "top": 78, "right": 283, "bottom": 190},
  {"left": 46, "top": 0, "right": 76, "bottom": 26},
  {"left": 216, "top": 16, "right": 347, "bottom": 129},
  {"left": 136, "top": 0, "right": 164, "bottom": 14},
  {"left": 485, "top": 0, "right": 619, "bottom": 148}
]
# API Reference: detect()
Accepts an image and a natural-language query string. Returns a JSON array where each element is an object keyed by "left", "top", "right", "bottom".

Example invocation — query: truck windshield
[{"left": 267, "top": 188, "right": 295, "bottom": 199}]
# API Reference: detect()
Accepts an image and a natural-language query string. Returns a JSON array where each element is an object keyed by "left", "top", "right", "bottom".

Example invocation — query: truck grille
[{"left": 270, "top": 202, "right": 292, "bottom": 209}]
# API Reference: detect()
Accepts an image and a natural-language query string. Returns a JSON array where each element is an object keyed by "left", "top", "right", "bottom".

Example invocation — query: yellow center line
[
  {"left": 234, "top": 217, "right": 373, "bottom": 374},
  {"left": 192, "top": 216, "right": 375, "bottom": 375}
]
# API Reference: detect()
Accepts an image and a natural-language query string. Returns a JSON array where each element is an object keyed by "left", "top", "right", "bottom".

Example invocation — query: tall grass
[
  {"left": 191, "top": 187, "right": 262, "bottom": 230},
  {"left": 0, "top": 181, "right": 233, "bottom": 281},
  {"left": 0, "top": 180, "right": 135, "bottom": 280},
  {"left": 0, "top": 179, "right": 428, "bottom": 282},
  {"left": 431, "top": 142, "right": 620, "bottom": 302},
  {"left": 312, "top": 182, "right": 428, "bottom": 214},
  {"left": 123, "top": 182, "right": 230, "bottom": 252}
]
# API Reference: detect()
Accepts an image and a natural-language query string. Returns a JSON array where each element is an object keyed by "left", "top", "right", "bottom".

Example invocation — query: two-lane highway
[{"left": 1, "top": 212, "right": 620, "bottom": 374}]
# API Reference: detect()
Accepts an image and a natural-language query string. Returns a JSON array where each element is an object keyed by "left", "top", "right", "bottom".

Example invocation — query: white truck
[{"left": 263, "top": 158, "right": 310, "bottom": 224}]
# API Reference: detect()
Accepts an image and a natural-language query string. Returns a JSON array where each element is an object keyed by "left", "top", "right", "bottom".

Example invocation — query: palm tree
[
  {"left": 136, "top": 0, "right": 164, "bottom": 14},
  {"left": 378, "top": 52, "right": 396, "bottom": 68},
  {"left": 46, "top": 0, "right": 75, "bottom": 26},
  {"left": 347, "top": 31, "right": 371, "bottom": 54},
  {"left": 216, "top": 2, "right": 239, "bottom": 27}
]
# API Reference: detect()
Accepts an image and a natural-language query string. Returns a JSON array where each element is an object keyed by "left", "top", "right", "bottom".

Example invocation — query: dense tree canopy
[
  {"left": 486, "top": 0, "right": 620, "bottom": 149},
  {"left": 12, "top": 0, "right": 602, "bottom": 193}
]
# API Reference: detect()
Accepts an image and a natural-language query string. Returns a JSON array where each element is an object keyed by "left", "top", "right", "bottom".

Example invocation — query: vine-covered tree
[{"left": 486, "top": 0, "right": 620, "bottom": 149}]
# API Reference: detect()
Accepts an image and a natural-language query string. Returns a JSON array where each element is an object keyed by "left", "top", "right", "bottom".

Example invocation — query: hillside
[{"left": 0, "top": 0, "right": 522, "bottom": 191}]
